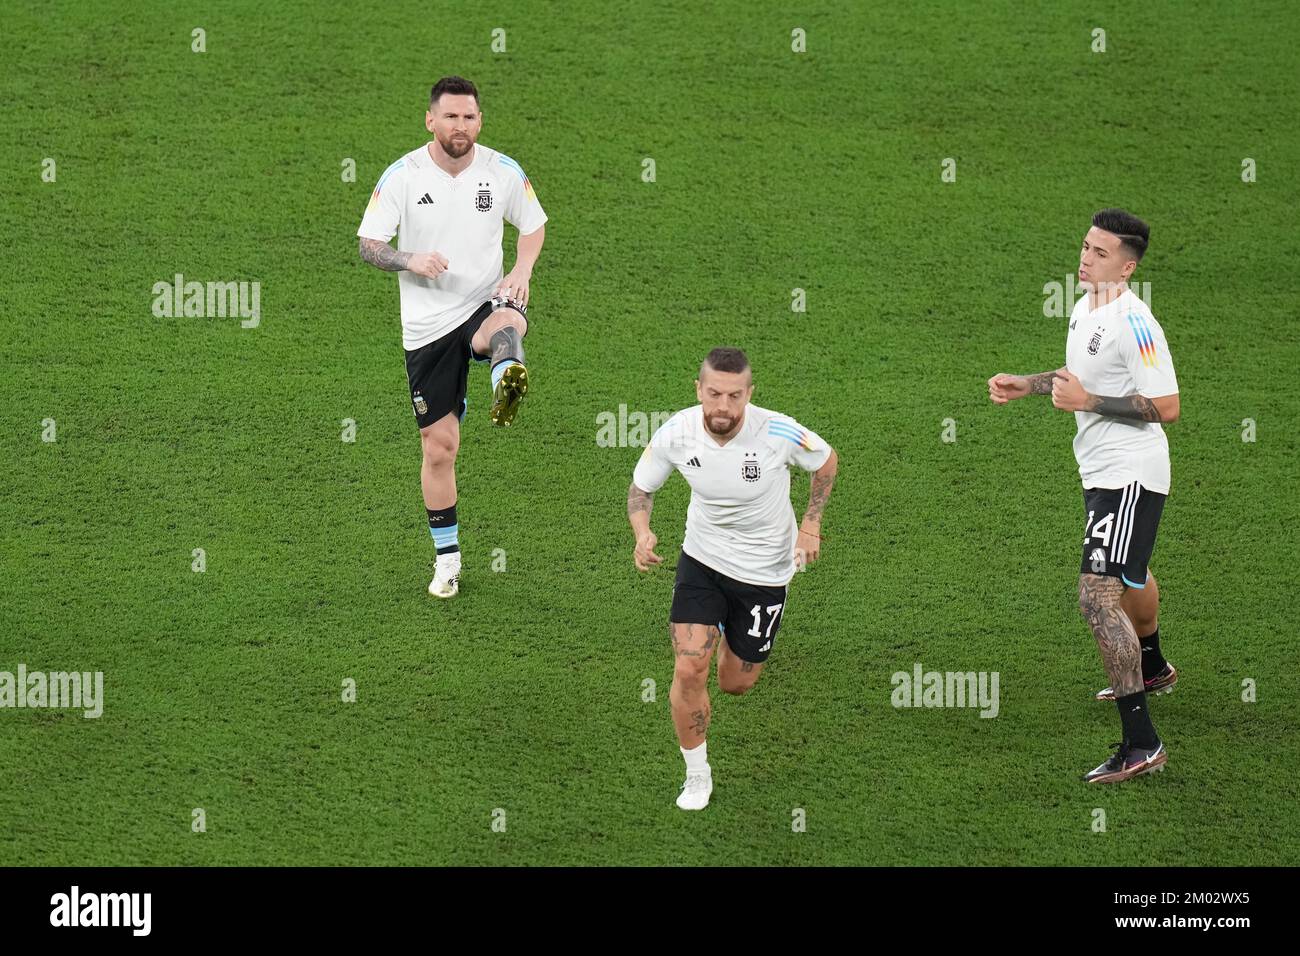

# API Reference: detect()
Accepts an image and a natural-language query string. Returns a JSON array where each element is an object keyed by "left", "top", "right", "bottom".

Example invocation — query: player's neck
[
  {"left": 1087, "top": 280, "right": 1128, "bottom": 312},
  {"left": 427, "top": 141, "right": 476, "bottom": 177}
]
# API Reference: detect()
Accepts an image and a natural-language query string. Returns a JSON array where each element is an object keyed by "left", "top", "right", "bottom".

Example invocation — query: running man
[{"left": 628, "top": 348, "right": 839, "bottom": 809}]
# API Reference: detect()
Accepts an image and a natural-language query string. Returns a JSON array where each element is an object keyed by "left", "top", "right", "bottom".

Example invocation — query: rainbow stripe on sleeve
[
  {"left": 769, "top": 419, "right": 815, "bottom": 450},
  {"left": 498, "top": 154, "right": 537, "bottom": 202},
  {"left": 367, "top": 159, "right": 404, "bottom": 209},
  {"left": 1126, "top": 312, "right": 1159, "bottom": 367}
]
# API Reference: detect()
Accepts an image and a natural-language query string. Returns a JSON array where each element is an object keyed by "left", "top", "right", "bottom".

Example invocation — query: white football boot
[
  {"left": 676, "top": 769, "right": 713, "bottom": 810},
  {"left": 428, "top": 552, "right": 461, "bottom": 599}
]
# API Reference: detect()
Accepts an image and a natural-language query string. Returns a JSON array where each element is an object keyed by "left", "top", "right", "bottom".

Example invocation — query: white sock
[{"left": 680, "top": 741, "right": 709, "bottom": 775}]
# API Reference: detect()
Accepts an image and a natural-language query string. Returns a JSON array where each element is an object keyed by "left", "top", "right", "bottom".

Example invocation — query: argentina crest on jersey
[
  {"left": 1087, "top": 326, "right": 1105, "bottom": 356},
  {"left": 741, "top": 452, "right": 761, "bottom": 482},
  {"left": 475, "top": 181, "right": 493, "bottom": 212}
]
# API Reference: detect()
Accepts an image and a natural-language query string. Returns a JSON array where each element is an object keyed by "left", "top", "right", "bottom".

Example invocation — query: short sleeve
[
  {"left": 632, "top": 424, "right": 676, "bottom": 493},
  {"left": 497, "top": 155, "right": 547, "bottom": 234},
  {"left": 769, "top": 417, "right": 832, "bottom": 472},
  {"left": 357, "top": 159, "right": 406, "bottom": 242},
  {"left": 1123, "top": 312, "right": 1179, "bottom": 398}
]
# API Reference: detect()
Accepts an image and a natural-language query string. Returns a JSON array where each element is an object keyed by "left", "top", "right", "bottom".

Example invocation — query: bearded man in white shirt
[{"left": 358, "top": 76, "right": 547, "bottom": 599}]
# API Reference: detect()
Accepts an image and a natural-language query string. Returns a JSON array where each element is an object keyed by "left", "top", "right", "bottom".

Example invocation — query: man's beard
[
  {"left": 440, "top": 133, "right": 475, "bottom": 158},
  {"left": 705, "top": 413, "right": 739, "bottom": 436}
]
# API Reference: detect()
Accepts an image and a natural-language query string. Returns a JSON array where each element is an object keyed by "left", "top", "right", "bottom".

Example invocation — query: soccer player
[
  {"left": 988, "top": 208, "right": 1179, "bottom": 784},
  {"left": 357, "top": 76, "right": 547, "bottom": 599},
  {"left": 627, "top": 348, "right": 838, "bottom": 810}
]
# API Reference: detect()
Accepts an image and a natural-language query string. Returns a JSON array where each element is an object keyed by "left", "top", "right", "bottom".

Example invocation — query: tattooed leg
[
  {"left": 669, "top": 622, "right": 720, "bottom": 748},
  {"left": 1079, "top": 573, "right": 1143, "bottom": 697}
]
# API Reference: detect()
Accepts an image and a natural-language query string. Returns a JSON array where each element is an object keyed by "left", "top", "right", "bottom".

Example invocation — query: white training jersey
[
  {"left": 632, "top": 404, "right": 832, "bottom": 587},
  {"left": 1066, "top": 288, "right": 1179, "bottom": 494},
  {"left": 357, "top": 142, "right": 547, "bottom": 351}
]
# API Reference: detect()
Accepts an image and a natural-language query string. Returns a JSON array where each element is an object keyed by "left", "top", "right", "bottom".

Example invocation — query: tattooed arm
[
  {"left": 802, "top": 448, "right": 838, "bottom": 527},
  {"left": 628, "top": 483, "right": 662, "bottom": 571},
  {"left": 1051, "top": 369, "right": 1180, "bottom": 422},
  {"left": 359, "top": 238, "right": 447, "bottom": 279},
  {"left": 797, "top": 447, "right": 837, "bottom": 566},
  {"left": 988, "top": 368, "right": 1066, "bottom": 403},
  {"left": 358, "top": 237, "right": 411, "bottom": 272},
  {"left": 1026, "top": 369, "right": 1066, "bottom": 395},
  {"left": 1083, "top": 392, "right": 1180, "bottom": 423}
]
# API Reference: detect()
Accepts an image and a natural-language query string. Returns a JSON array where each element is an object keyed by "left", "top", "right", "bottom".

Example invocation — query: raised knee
[
  {"left": 491, "top": 310, "right": 525, "bottom": 329},
  {"left": 487, "top": 313, "right": 527, "bottom": 345}
]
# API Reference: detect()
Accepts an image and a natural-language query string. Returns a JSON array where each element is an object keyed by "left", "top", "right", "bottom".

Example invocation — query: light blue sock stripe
[
  {"left": 491, "top": 361, "right": 520, "bottom": 391},
  {"left": 431, "top": 524, "right": 459, "bottom": 547}
]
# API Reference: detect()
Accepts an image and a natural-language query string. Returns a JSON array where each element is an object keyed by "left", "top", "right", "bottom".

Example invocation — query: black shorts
[
  {"left": 403, "top": 297, "right": 528, "bottom": 429},
  {"left": 1080, "top": 482, "right": 1166, "bottom": 588},
  {"left": 669, "top": 550, "right": 788, "bottom": 664}
]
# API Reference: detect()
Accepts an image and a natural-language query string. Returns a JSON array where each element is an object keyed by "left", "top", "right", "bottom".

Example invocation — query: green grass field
[{"left": 3, "top": 0, "right": 1298, "bottom": 866}]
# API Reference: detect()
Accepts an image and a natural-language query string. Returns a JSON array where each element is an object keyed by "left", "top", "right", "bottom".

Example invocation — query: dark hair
[
  {"left": 430, "top": 76, "right": 479, "bottom": 109},
  {"left": 702, "top": 347, "right": 751, "bottom": 377},
  {"left": 1092, "top": 208, "right": 1149, "bottom": 262}
]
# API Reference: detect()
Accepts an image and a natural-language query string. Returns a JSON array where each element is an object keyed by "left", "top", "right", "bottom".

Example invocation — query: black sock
[
  {"left": 1140, "top": 628, "right": 1167, "bottom": 680},
  {"left": 1116, "top": 692, "right": 1159, "bottom": 750},
  {"left": 428, "top": 504, "right": 459, "bottom": 555}
]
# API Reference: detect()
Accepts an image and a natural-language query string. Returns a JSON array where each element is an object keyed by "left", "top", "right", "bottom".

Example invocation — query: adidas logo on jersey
[
  {"left": 685, "top": 457, "right": 702, "bottom": 468},
  {"left": 416, "top": 193, "right": 434, "bottom": 205}
]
